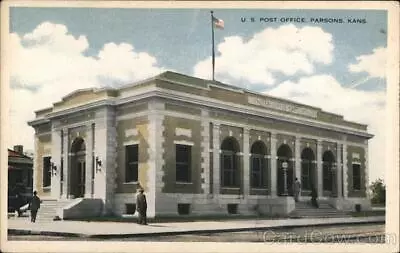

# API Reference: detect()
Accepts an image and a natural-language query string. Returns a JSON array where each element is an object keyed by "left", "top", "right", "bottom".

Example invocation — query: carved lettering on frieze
[{"left": 248, "top": 96, "right": 318, "bottom": 118}]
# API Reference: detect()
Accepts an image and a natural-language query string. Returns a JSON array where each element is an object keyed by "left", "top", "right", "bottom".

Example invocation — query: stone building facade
[{"left": 28, "top": 71, "right": 372, "bottom": 218}]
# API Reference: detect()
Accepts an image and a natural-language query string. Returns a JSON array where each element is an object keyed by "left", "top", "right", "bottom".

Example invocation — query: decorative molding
[
  {"left": 123, "top": 141, "right": 139, "bottom": 146},
  {"left": 175, "top": 128, "right": 192, "bottom": 138},
  {"left": 125, "top": 128, "right": 138, "bottom": 138},
  {"left": 173, "top": 140, "right": 194, "bottom": 146}
]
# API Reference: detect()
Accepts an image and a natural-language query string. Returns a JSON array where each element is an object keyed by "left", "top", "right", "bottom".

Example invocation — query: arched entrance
[
  {"left": 220, "top": 137, "right": 240, "bottom": 187},
  {"left": 301, "top": 148, "right": 316, "bottom": 193},
  {"left": 250, "top": 141, "right": 268, "bottom": 188},
  {"left": 277, "top": 144, "right": 293, "bottom": 196},
  {"left": 322, "top": 151, "right": 336, "bottom": 196},
  {"left": 70, "top": 137, "right": 86, "bottom": 198}
]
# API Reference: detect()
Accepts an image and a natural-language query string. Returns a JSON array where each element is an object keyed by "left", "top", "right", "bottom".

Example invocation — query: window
[
  {"left": 352, "top": 164, "right": 361, "bottom": 190},
  {"left": 125, "top": 145, "right": 138, "bottom": 182},
  {"left": 301, "top": 160, "right": 312, "bottom": 190},
  {"left": 43, "top": 156, "right": 51, "bottom": 187},
  {"left": 227, "top": 204, "right": 238, "bottom": 214},
  {"left": 323, "top": 163, "right": 333, "bottom": 191},
  {"left": 177, "top": 204, "right": 190, "bottom": 215},
  {"left": 125, "top": 203, "right": 136, "bottom": 215},
  {"left": 251, "top": 155, "right": 265, "bottom": 188},
  {"left": 176, "top": 144, "right": 191, "bottom": 182},
  {"left": 220, "top": 137, "right": 240, "bottom": 188},
  {"left": 221, "top": 152, "right": 239, "bottom": 187}
]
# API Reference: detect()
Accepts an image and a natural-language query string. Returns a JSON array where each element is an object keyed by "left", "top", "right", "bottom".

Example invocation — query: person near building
[
  {"left": 136, "top": 188, "right": 147, "bottom": 225},
  {"left": 310, "top": 185, "right": 319, "bottom": 208},
  {"left": 29, "top": 191, "right": 41, "bottom": 223},
  {"left": 293, "top": 178, "right": 301, "bottom": 202}
]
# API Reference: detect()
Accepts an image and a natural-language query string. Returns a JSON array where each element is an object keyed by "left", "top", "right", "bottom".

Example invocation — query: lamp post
[{"left": 282, "top": 161, "right": 288, "bottom": 196}]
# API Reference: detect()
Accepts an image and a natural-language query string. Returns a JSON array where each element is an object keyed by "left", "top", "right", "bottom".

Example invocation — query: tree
[{"left": 369, "top": 178, "right": 386, "bottom": 205}]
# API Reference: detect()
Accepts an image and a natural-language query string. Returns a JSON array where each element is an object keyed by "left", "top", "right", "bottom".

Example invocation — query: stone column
[
  {"left": 336, "top": 143, "right": 342, "bottom": 198},
  {"left": 342, "top": 141, "right": 348, "bottom": 198},
  {"left": 317, "top": 140, "right": 323, "bottom": 197},
  {"left": 243, "top": 127, "right": 250, "bottom": 197},
  {"left": 212, "top": 123, "right": 220, "bottom": 196},
  {"left": 295, "top": 135, "right": 301, "bottom": 181},
  {"left": 60, "top": 129, "right": 69, "bottom": 198},
  {"left": 85, "top": 124, "right": 94, "bottom": 198},
  {"left": 270, "top": 132, "right": 277, "bottom": 197}
]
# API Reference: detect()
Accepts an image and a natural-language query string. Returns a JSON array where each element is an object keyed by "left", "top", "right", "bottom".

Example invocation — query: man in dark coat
[
  {"left": 136, "top": 188, "right": 147, "bottom": 225},
  {"left": 29, "top": 191, "right": 41, "bottom": 223},
  {"left": 310, "top": 185, "right": 319, "bottom": 208}
]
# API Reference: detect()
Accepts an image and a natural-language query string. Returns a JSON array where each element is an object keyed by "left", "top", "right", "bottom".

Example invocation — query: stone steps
[
  {"left": 34, "top": 199, "right": 74, "bottom": 222},
  {"left": 290, "top": 201, "right": 350, "bottom": 218}
]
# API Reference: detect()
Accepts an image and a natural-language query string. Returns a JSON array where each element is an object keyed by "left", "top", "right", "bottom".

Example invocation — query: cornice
[{"left": 27, "top": 87, "right": 373, "bottom": 139}]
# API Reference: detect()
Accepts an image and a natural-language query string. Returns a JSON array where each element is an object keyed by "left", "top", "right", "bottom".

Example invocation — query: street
[{"left": 8, "top": 224, "right": 387, "bottom": 243}]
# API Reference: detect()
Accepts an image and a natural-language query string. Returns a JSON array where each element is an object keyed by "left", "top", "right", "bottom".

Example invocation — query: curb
[{"left": 8, "top": 219, "right": 385, "bottom": 239}]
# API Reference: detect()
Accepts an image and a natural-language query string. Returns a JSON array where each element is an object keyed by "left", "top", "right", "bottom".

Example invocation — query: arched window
[
  {"left": 250, "top": 141, "right": 268, "bottom": 188},
  {"left": 301, "top": 148, "right": 315, "bottom": 191},
  {"left": 220, "top": 137, "right": 240, "bottom": 187},
  {"left": 277, "top": 144, "right": 293, "bottom": 196},
  {"left": 71, "top": 137, "right": 86, "bottom": 153},
  {"left": 323, "top": 151, "right": 335, "bottom": 191}
]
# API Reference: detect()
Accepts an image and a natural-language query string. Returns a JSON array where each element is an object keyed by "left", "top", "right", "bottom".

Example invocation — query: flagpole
[{"left": 211, "top": 11, "right": 215, "bottom": 81}]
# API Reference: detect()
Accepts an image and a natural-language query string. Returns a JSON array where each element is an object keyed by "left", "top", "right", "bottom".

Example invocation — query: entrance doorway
[
  {"left": 301, "top": 148, "right": 316, "bottom": 193},
  {"left": 70, "top": 137, "right": 86, "bottom": 198}
]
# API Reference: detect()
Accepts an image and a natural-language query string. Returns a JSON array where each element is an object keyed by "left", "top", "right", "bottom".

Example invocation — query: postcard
[{"left": 1, "top": 1, "right": 399, "bottom": 253}]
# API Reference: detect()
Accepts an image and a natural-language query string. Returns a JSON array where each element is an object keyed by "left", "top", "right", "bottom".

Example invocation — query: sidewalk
[{"left": 8, "top": 216, "right": 385, "bottom": 238}]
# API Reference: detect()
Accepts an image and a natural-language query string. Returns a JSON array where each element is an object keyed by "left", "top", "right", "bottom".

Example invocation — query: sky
[{"left": 7, "top": 7, "right": 387, "bottom": 183}]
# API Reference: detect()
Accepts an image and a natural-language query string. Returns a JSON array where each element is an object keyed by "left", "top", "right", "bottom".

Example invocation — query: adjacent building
[
  {"left": 28, "top": 71, "right": 372, "bottom": 218},
  {"left": 8, "top": 145, "right": 33, "bottom": 212}
]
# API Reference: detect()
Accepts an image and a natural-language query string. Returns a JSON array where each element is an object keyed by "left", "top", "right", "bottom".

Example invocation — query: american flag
[{"left": 213, "top": 16, "right": 224, "bottom": 29}]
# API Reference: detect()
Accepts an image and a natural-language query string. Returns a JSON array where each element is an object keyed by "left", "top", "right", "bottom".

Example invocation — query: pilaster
[
  {"left": 84, "top": 124, "right": 94, "bottom": 198},
  {"left": 212, "top": 123, "right": 221, "bottom": 196},
  {"left": 336, "top": 142, "right": 343, "bottom": 198},
  {"left": 317, "top": 140, "right": 323, "bottom": 197},
  {"left": 270, "top": 132, "right": 277, "bottom": 197},
  {"left": 295, "top": 135, "right": 301, "bottom": 181},
  {"left": 243, "top": 127, "right": 250, "bottom": 197},
  {"left": 148, "top": 100, "right": 165, "bottom": 218},
  {"left": 51, "top": 128, "right": 61, "bottom": 199},
  {"left": 342, "top": 140, "right": 349, "bottom": 198},
  {"left": 364, "top": 145, "right": 369, "bottom": 194},
  {"left": 200, "top": 109, "right": 210, "bottom": 195},
  {"left": 61, "top": 129, "right": 69, "bottom": 199},
  {"left": 93, "top": 106, "right": 117, "bottom": 214}
]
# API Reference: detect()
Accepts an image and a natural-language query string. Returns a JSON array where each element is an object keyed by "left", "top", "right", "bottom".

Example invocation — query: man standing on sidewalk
[
  {"left": 29, "top": 191, "right": 41, "bottom": 223},
  {"left": 136, "top": 188, "right": 147, "bottom": 225}
]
